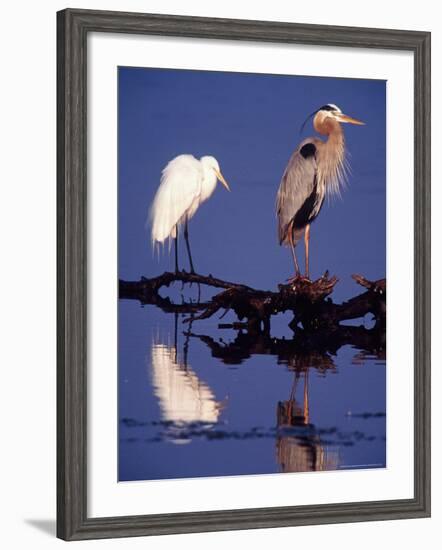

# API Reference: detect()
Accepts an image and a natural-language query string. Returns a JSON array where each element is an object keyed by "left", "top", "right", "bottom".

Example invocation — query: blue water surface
[{"left": 118, "top": 67, "right": 386, "bottom": 481}]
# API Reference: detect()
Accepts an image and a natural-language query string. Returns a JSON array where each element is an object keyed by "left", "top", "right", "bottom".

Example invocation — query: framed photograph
[{"left": 57, "top": 8, "right": 431, "bottom": 541}]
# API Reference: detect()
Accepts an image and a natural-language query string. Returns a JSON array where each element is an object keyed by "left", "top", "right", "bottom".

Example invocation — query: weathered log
[
  {"left": 121, "top": 270, "right": 253, "bottom": 294},
  {"left": 119, "top": 278, "right": 210, "bottom": 315},
  {"left": 119, "top": 270, "right": 386, "bottom": 332}
]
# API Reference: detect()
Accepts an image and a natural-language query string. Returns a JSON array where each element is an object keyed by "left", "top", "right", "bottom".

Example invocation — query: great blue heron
[
  {"left": 150, "top": 154, "right": 230, "bottom": 273},
  {"left": 276, "top": 104, "right": 364, "bottom": 279}
]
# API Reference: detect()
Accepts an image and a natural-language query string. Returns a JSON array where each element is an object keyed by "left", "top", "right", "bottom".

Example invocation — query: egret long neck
[{"left": 200, "top": 167, "right": 217, "bottom": 203}]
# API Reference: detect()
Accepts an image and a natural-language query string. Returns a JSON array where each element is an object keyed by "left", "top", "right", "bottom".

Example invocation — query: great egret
[
  {"left": 276, "top": 104, "right": 364, "bottom": 279},
  {"left": 150, "top": 154, "right": 230, "bottom": 273}
]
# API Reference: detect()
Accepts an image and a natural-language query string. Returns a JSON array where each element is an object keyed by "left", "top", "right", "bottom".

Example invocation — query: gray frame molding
[{"left": 57, "top": 8, "right": 431, "bottom": 541}]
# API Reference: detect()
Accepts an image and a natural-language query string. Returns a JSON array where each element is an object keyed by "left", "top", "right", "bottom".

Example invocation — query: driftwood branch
[
  {"left": 119, "top": 270, "right": 386, "bottom": 332},
  {"left": 118, "top": 271, "right": 253, "bottom": 316},
  {"left": 119, "top": 277, "right": 210, "bottom": 315},
  {"left": 122, "top": 270, "right": 253, "bottom": 294},
  {"left": 120, "top": 271, "right": 386, "bottom": 331}
]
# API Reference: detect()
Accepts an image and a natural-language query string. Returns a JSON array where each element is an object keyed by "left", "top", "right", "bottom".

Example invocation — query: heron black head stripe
[{"left": 299, "top": 104, "right": 339, "bottom": 134}]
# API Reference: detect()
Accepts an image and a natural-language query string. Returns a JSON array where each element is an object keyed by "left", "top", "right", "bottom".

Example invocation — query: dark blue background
[
  {"left": 118, "top": 67, "right": 386, "bottom": 481},
  {"left": 118, "top": 66, "right": 385, "bottom": 300}
]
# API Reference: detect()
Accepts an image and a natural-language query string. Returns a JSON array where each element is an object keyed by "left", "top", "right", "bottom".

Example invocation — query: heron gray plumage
[{"left": 276, "top": 104, "right": 364, "bottom": 279}]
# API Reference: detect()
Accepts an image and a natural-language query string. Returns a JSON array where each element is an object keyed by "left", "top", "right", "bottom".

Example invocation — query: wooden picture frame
[{"left": 57, "top": 8, "right": 431, "bottom": 541}]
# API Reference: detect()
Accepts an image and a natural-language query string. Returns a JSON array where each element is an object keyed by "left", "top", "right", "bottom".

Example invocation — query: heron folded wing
[
  {"left": 276, "top": 140, "right": 318, "bottom": 245},
  {"left": 150, "top": 155, "right": 202, "bottom": 245}
]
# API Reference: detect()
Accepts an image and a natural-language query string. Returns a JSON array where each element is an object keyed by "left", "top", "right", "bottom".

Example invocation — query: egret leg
[
  {"left": 288, "top": 227, "right": 300, "bottom": 277},
  {"left": 304, "top": 224, "right": 311, "bottom": 279},
  {"left": 174, "top": 225, "right": 179, "bottom": 273},
  {"left": 184, "top": 218, "right": 196, "bottom": 274},
  {"left": 172, "top": 312, "right": 178, "bottom": 363}
]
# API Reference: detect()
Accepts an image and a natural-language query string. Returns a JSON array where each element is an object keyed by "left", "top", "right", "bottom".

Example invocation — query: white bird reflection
[{"left": 149, "top": 324, "right": 222, "bottom": 443}]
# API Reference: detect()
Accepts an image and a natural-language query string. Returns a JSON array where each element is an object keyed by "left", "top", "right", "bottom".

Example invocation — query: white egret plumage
[
  {"left": 150, "top": 342, "right": 222, "bottom": 429},
  {"left": 150, "top": 154, "right": 230, "bottom": 273}
]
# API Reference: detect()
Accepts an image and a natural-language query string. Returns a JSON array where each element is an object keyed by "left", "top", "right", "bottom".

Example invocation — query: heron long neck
[{"left": 317, "top": 120, "right": 347, "bottom": 197}]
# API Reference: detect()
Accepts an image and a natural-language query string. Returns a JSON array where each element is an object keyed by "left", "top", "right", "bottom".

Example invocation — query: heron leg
[
  {"left": 288, "top": 227, "right": 301, "bottom": 277},
  {"left": 304, "top": 224, "right": 311, "bottom": 279},
  {"left": 174, "top": 225, "right": 179, "bottom": 273},
  {"left": 303, "top": 370, "right": 310, "bottom": 424},
  {"left": 184, "top": 218, "right": 196, "bottom": 274},
  {"left": 291, "top": 245, "right": 300, "bottom": 277}
]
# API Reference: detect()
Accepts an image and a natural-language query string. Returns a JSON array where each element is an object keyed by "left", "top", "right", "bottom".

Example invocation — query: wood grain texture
[{"left": 56, "top": 8, "right": 431, "bottom": 541}]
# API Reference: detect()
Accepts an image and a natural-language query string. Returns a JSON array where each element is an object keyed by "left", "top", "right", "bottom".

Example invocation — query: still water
[
  {"left": 118, "top": 297, "right": 386, "bottom": 481},
  {"left": 118, "top": 67, "right": 386, "bottom": 481}
]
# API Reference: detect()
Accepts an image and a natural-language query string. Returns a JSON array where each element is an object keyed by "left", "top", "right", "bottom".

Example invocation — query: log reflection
[
  {"left": 147, "top": 314, "right": 384, "bottom": 462},
  {"left": 187, "top": 325, "right": 384, "bottom": 472},
  {"left": 188, "top": 324, "right": 385, "bottom": 370}
]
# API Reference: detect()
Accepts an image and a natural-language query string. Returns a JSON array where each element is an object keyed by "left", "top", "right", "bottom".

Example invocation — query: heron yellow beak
[
  {"left": 336, "top": 113, "right": 365, "bottom": 125},
  {"left": 215, "top": 169, "right": 231, "bottom": 191}
]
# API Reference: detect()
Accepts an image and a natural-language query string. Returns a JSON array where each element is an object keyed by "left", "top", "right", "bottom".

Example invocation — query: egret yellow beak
[
  {"left": 336, "top": 113, "right": 365, "bottom": 125},
  {"left": 215, "top": 169, "right": 231, "bottom": 191}
]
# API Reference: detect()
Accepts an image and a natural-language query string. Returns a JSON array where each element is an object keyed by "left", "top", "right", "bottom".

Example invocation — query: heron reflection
[
  {"left": 276, "top": 370, "right": 339, "bottom": 473},
  {"left": 187, "top": 327, "right": 386, "bottom": 473},
  {"left": 148, "top": 318, "right": 384, "bottom": 455}
]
